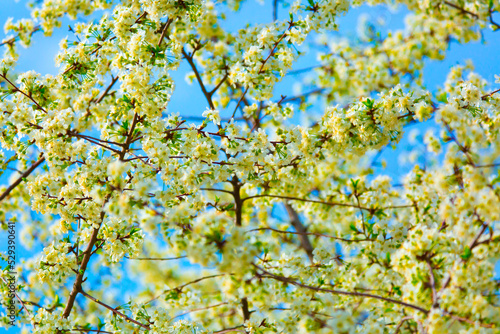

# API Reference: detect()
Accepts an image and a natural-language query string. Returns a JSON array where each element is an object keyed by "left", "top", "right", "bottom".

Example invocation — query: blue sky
[{"left": 0, "top": 0, "right": 499, "bottom": 332}]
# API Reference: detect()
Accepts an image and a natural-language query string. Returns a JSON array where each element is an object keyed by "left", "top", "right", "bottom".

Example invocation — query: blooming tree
[{"left": 0, "top": 0, "right": 500, "bottom": 333}]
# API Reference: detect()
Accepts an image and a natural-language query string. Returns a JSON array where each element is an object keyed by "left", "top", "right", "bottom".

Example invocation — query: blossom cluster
[{"left": 0, "top": 0, "right": 499, "bottom": 333}]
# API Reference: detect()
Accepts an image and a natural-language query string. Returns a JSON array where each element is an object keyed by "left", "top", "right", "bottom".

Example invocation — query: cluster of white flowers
[
  {"left": 321, "top": 84, "right": 433, "bottom": 153},
  {"left": 37, "top": 241, "right": 77, "bottom": 285},
  {"left": 100, "top": 217, "right": 145, "bottom": 262},
  {"left": 202, "top": 107, "right": 221, "bottom": 126},
  {"left": 32, "top": 309, "right": 72, "bottom": 333},
  {"left": 1, "top": 0, "right": 500, "bottom": 333}
]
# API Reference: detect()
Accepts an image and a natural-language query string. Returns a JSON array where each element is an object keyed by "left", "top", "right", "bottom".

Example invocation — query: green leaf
[
  {"left": 129, "top": 227, "right": 141, "bottom": 235},
  {"left": 461, "top": 246, "right": 472, "bottom": 260},
  {"left": 362, "top": 98, "right": 374, "bottom": 109},
  {"left": 350, "top": 178, "right": 359, "bottom": 190},
  {"left": 491, "top": 174, "right": 500, "bottom": 185}
]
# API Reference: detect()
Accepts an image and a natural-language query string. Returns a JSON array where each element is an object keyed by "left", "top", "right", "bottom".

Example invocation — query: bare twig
[
  {"left": 125, "top": 255, "right": 186, "bottom": 261},
  {"left": 284, "top": 204, "right": 314, "bottom": 263},
  {"left": 95, "top": 75, "right": 119, "bottom": 104},
  {"left": 0, "top": 73, "right": 47, "bottom": 113},
  {"left": 253, "top": 264, "right": 429, "bottom": 313},
  {"left": 158, "top": 17, "right": 173, "bottom": 47},
  {"left": 247, "top": 227, "right": 378, "bottom": 243},
  {"left": 393, "top": 316, "right": 413, "bottom": 334},
  {"left": 242, "top": 194, "right": 414, "bottom": 212},
  {"left": 146, "top": 274, "right": 228, "bottom": 304},
  {"left": 0, "top": 156, "right": 45, "bottom": 202},
  {"left": 80, "top": 290, "right": 149, "bottom": 330}
]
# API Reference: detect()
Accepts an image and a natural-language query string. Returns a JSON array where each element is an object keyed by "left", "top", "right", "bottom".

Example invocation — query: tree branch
[
  {"left": 284, "top": 204, "right": 314, "bottom": 263},
  {"left": 125, "top": 255, "right": 187, "bottom": 261},
  {"left": 253, "top": 264, "right": 429, "bottom": 314},
  {"left": 242, "top": 194, "right": 414, "bottom": 212},
  {"left": 0, "top": 155, "right": 45, "bottom": 202},
  {"left": 80, "top": 290, "right": 149, "bottom": 330},
  {"left": 146, "top": 274, "right": 228, "bottom": 304},
  {"left": 0, "top": 73, "right": 47, "bottom": 113},
  {"left": 182, "top": 47, "right": 215, "bottom": 110}
]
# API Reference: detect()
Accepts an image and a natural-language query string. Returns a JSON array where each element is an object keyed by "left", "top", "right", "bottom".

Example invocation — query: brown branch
[
  {"left": 209, "top": 72, "right": 229, "bottom": 96},
  {"left": 231, "top": 22, "right": 293, "bottom": 119},
  {"left": 62, "top": 112, "right": 139, "bottom": 319},
  {"left": 286, "top": 65, "right": 323, "bottom": 75},
  {"left": 443, "top": 1, "right": 478, "bottom": 18},
  {"left": 240, "top": 297, "right": 250, "bottom": 322},
  {"left": 253, "top": 264, "right": 429, "bottom": 314},
  {"left": 231, "top": 176, "right": 243, "bottom": 226},
  {"left": 119, "top": 112, "right": 139, "bottom": 161},
  {"left": 213, "top": 326, "right": 246, "bottom": 334},
  {"left": 280, "top": 88, "right": 325, "bottom": 104},
  {"left": 182, "top": 47, "right": 215, "bottom": 110},
  {"left": 0, "top": 155, "right": 45, "bottom": 202},
  {"left": 0, "top": 277, "right": 33, "bottom": 317},
  {"left": 284, "top": 204, "right": 314, "bottom": 263},
  {"left": 158, "top": 18, "right": 173, "bottom": 47},
  {"left": 173, "top": 302, "right": 228, "bottom": 319},
  {"left": 442, "top": 310, "right": 495, "bottom": 328},
  {"left": 200, "top": 187, "right": 235, "bottom": 196},
  {"left": 474, "top": 163, "right": 500, "bottom": 168},
  {"left": 425, "top": 259, "right": 438, "bottom": 306},
  {"left": 146, "top": 274, "right": 228, "bottom": 304},
  {"left": 70, "top": 329, "right": 113, "bottom": 333},
  {"left": 273, "top": 0, "right": 279, "bottom": 21},
  {"left": 68, "top": 132, "right": 121, "bottom": 153},
  {"left": 69, "top": 132, "right": 124, "bottom": 147},
  {"left": 62, "top": 197, "right": 110, "bottom": 319},
  {"left": 134, "top": 11, "right": 148, "bottom": 24},
  {"left": 242, "top": 194, "right": 414, "bottom": 212},
  {"left": 481, "top": 87, "right": 500, "bottom": 100},
  {"left": 0, "top": 73, "right": 47, "bottom": 113},
  {"left": 247, "top": 227, "right": 378, "bottom": 243},
  {"left": 393, "top": 316, "right": 413, "bottom": 334},
  {"left": 0, "top": 25, "right": 40, "bottom": 47},
  {"left": 443, "top": 0, "right": 500, "bottom": 29},
  {"left": 95, "top": 75, "right": 118, "bottom": 104},
  {"left": 443, "top": 121, "right": 476, "bottom": 166},
  {"left": 125, "top": 255, "right": 186, "bottom": 261},
  {"left": 80, "top": 290, "right": 149, "bottom": 329},
  {"left": 438, "top": 222, "right": 488, "bottom": 295}
]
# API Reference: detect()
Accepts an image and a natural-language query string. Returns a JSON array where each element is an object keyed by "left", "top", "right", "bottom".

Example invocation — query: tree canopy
[{"left": 1, "top": 0, "right": 500, "bottom": 333}]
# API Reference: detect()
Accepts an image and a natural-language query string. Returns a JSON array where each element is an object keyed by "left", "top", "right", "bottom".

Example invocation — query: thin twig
[
  {"left": 125, "top": 255, "right": 186, "bottom": 261},
  {"left": 158, "top": 18, "right": 173, "bottom": 47},
  {"left": 182, "top": 48, "right": 215, "bottom": 110},
  {"left": 146, "top": 274, "right": 229, "bottom": 304},
  {"left": 0, "top": 156, "right": 45, "bottom": 202},
  {"left": 95, "top": 75, "right": 119, "bottom": 104},
  {"left": 242, "top": 193, "right": 414, "bottom": 212},
  {"left": 231, "top": 22, "right": 293, "bottom": 119},
  {"left": 425, "top": 259, "right": 438, "bottom": 306},
  {"left": 253, "top": 264, "right": 429, "bottom": 313},
  {"left": 80, "top": 290, "right": 149, "bottom": 329},
  {"left": 0, "top": 277, "right": 32, "bottom": 316},
  {"left": 247, "top": 227, "right": 378, "bottom": 243},
  {"left": 0, "top": 73, "right": 47, "bottom": 113},
  {"left": 393, "top": 316, "right": 413, "bottom": 334}
]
